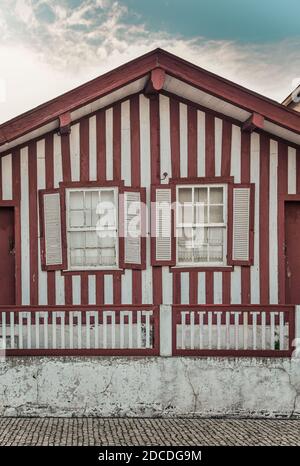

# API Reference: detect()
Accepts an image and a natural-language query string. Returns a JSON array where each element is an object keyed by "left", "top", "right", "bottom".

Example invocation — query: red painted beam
[
  {"left": 0, "top": 50, "right": 159, "bottom": 145},
  {"left": 0, "top": 48, "right": 299, "bottom": 148},
  {"left": 58, "top": 112, "right": 71, "bottom": 135},
  {"left": 157, "top": 49, "right": 300, "bottom": 135},
  {"left": 242, "top": 113, "right": 265, "bottom": 132},
  {"left": 144, "top": 68, "right": 166, "bottom": 98}
]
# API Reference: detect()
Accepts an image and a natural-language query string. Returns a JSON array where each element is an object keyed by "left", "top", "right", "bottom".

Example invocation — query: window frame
[
  {"left": 175, "top": 183, "right": 228, "bottom": 268},
  {"left": 65, "top": 186, "right": 119, "bottom": 271}
]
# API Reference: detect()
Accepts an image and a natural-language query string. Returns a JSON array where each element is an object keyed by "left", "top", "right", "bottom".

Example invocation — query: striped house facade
[{"left": 0, "top": 49, "right": 300, "bottom": 309}]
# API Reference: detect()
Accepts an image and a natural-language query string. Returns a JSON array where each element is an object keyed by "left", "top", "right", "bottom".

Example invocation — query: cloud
[{"left": 0, "top": 0, "right": 299, "bottom": 122}]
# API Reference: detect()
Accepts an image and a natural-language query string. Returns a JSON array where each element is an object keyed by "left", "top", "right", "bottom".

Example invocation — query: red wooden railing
[
  {"left": 172, "top": 305, "right": 295, "bottom": 357},
  {"left": 0, "top": 305, "right": 160, "bottom": 356}
]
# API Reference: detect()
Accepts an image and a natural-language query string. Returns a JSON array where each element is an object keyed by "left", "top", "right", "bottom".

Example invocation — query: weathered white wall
[{"left": 0, "top": 356, "right": 300, "bottom": 418}]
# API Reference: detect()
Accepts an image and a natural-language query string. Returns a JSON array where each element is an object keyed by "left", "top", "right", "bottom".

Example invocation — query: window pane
[
  {"left": 100, "top": 247, "right": 116, "bottom": 266},
  {"left": 209, "top": 205, "right": 223, "bottom": 223},
  {"left": 98, "top": 191, "right": 116, "bottom": 228},
  {"left": 178, "top": 187, "right": 192, "bottom": 203},
  {"left": 177, "top": 227, "right": 193, "bottom": 263},
  {"left": 194, "top": 227, "right": 208, "bottom": 262},
  {"left": 194, "top": 244, "right": 208, "bottom": 262},
  {"left": 101, "top": 190, "right": 114, "bottom": 204},
  {"left": 85, "top": 248, "right": 99, "bottom": 266},
  {"left": 70, "top": 191, "right": 84, "bottom": 209},
  {"left": 210, "top": 187, "right": 223, "bottom": 204},
  {"left": 194, "top": 204, "right": 207, "bottom": 224},
  {"left": 70, "top": 210, "right": 85, "bottom": 227},
  {"left": 86, "top": 231, "right": 98, "bottom": 248},
  {"left": 70, "top": 232, "right": 84, "bottom": 248},
  {"left": 208, "top": 228, "right": 223, "bottom": 262},
  {"left": 195, "top": 187, "right": 207, "bottom": 204},
  {"left": 70, "top": 248, "right": 84, "bottom": 266}
]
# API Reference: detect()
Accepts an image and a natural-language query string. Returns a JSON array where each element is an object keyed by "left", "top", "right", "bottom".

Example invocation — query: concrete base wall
[{"left": 1, "top": 357, "right": 300, "bottom": 418}]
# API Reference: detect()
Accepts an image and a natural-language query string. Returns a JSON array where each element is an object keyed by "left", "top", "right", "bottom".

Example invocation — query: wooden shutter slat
[
  {"left": 228, "top": 183, "right": 254, "bottom": 266},
  {"left": 119, "top": 188, "right": 146, "bottom": 269},
  {"left": 151, "top": 185, "right": 175, "bottom": 266},
  {"left": 39, "top": 189, "right": 65, "bottom": 270}
]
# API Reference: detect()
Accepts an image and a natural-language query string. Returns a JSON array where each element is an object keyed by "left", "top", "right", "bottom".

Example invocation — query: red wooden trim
[
  {"left": 172, "top": 304, "right": 295, "bottom": 357},
  {"left": 259, "top": 134, "right": 270, "bottom": 303},
  {"left": 0, "top": 198, "right": 21, "bottom": 305},
  {"left": 189, "top": 270, "right": 198, "bottom": 304},
  {"left": 6, "top": 348, "right": 160, "bottom": 357},
  {"left": 279, "top": 194, "right": 300, "bottom": 202},
  {"left": 188, "top": 106, "right": 197, "bottom": 177},
  {"left": 0, "top": 199, "right": 18, "bottom": 207},
  {"left": 80, "top": 118, "right": 89, "bottom": 182},
  {"left": 242, "top": 113, "right": 264, "bottom": 132},
  {"left": 0, "top": 50, "right": 158, "bottom": 146},
  {"left": 0, "top": 155, "right": 2, "bottom": 200},
  {"left": 61, "top": 133, "right": 72, "bottom": 182},
  {"left": 45, "top": 133, "right": 56, "bottom": 305},
  {"left": 221, "top": 120, "right": 232, "bottom": 303},
  {"left": 130, "top": 94, "right": 141, "bottom": 186},
  {"left": 96, "top": 110, "right": 106, "bottom": 182},
  {"left": 144, "top": 68, "right": 166, "bottom": 97},
  {"left": 39, "top": 188, "right": 65, "bottom": 271},
  {"left": 96, "top": 274, "right": 104, "bottom": 304},
  {"left": 119, "top": 186, "right": 146, "bottom": 270},
  {"left": 277, "top": 143, "right": 288, "bottom": 304},
  {"left": 170, "top": 98, "right": 180, "bottom": 179},
  {"left": 205, "top": 113, "right": 215, "bottom": 177},
  {"left": 278, "top": 193, "right": 300, "bottom": 305},
  {"left": 157, "top": 50, "right": 300, "bottom": 135},
  {"left": 62, "top": 269, "right": 124, "bottom": 277},
  {"left": 150, "top": 96, "right": 160, "bottom": 184},
  {"left": 59, "top": 180, "right": 124, "bottom": 189},
  {"left": 169, "top": 176, "right": 233, "bottom": 184},
  {"left": 170, "top": 266, "right": 233, "bottom": 273},
  {"left": 172, "top": 272, "right": 181, "bottom": 304},
  {"left": 297, "top": 148, "right": 300, "bottom": 195},
  {"left": 80, "top": 272, "right": 89, "bottom": 305},
  {"left": 58, "top": 112, "right": 71, "bottom": 135},
  {"left": 227, "top": 183, "right": 255, "bottom": 266},
  {"left": 45, "top": 133, "right": 54, "bottom": 190},
  {"left": 113, "top": 102, "right": 121, "bottom": 181},
  {"left": 113, "top": 271, "right": 122, "bottom": 304},
  {"left": 221, "top": 120, "right": 232, "bottom": 178},
  {"left": 172, "top": 349, "right": 293, "bottom": 358},
  {"left": 28, "top": 142, "right": 39, "bottom": 305},
  {"left": 12, "top": 150, "right": 21, "bottom": 305},
  {"left": 1, "top": 48, "right": 299, "bottom": 150},
  {"left": 222, "top": 272, "right": 231, "bottom": 304},
  {"left": 150, "top": 184, "right": 176, "bottom": 266},
  {"left": 152, "top": 267, "right": 162, "bottom": 305},
  {"left": 205, "top": 271, "right": 214, "bottom": 304},
  {"left": 241, "top": 132, "right": 251, "bottom": 304},
  {"left": 150, "top": 96, "right": 163, "bottom": 304}
]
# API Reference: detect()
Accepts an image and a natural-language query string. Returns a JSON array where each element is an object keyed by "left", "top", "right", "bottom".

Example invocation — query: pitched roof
[{"left": 0, "top": 48, "right": 299, "bottom": 152}]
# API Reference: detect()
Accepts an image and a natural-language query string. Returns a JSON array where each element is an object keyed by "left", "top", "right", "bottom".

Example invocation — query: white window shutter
[
  {"left": 121, "top": 189, "right": 145, "bottom": 269},
  {"left": 232, "top": 186, "right": 252, "bottom": 263},
  {"left": 40, "top": 190, "right": 64, "bottom": 269},
  {"left": 152, "top": 186, "right": 174, "bottom": 265}
]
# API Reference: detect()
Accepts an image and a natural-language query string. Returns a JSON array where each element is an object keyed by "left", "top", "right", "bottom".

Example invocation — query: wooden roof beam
[
  {"left": 242, "top": 113, "right": 265, "bottom": 132},
  {"left": 58, "top": 112, "right": 71, "bottom": 135},
  {"left": 144, "top": 68, "right": 166, "bottom": 98}
]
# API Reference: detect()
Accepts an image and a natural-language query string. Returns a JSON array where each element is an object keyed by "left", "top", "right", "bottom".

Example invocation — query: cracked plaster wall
[{"left": 0, "top": 356, "right": 300, "bottom": 417}]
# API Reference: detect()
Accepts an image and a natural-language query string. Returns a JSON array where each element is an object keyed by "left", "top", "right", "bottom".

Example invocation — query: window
[
  {"left": 66, "top": 187, "right": 118, "bottom": 270},
  {"left": 176, "top": 184, "right": 227, "bottom": 266}
]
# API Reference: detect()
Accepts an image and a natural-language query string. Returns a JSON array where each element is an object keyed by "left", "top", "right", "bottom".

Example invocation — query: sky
[{"left": 0, "top": 0, "right": 299, "bottom": 123}]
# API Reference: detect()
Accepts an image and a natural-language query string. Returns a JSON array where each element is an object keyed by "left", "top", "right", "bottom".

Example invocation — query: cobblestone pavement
[{"left": 0, "top": 418, "right": 300, "bottom": 446}]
